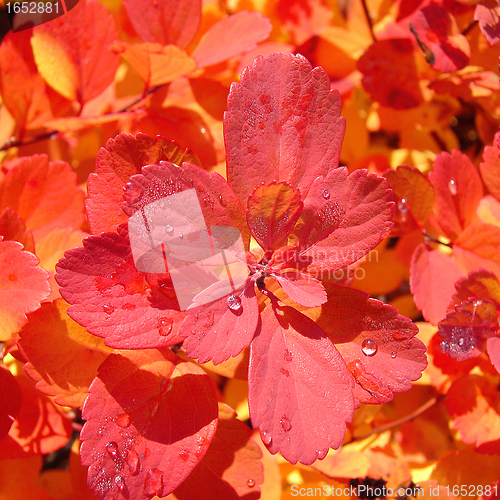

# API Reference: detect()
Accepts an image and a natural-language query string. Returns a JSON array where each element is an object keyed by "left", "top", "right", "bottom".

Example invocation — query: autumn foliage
[{"left": 1, "top": 0, "right": 500, "bottom": 499}]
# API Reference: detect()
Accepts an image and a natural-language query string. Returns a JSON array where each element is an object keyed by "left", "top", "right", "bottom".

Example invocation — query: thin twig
[
  {"left": 347, "top": 394, "right": 445, "bottom": 444},
  {"left": 462, "top": 20, "right": 478, "bottom": 36},
  {"left": 423, "top": 230, "right": 453, "bottom": 248},
  {"left": 360, "top": 0, "right": 377, "bottom": 42}
]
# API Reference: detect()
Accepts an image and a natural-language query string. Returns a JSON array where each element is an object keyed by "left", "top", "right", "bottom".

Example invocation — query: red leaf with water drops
[
  {"left": 80, "top": 349, "right": 218, "bottom": 500},
  {"left": 410, "top": 243, "right": 465, "bottom": 325},
  {"left": 173, "top": 404, "right": 263, "bottom": 500},
  {"left": 31, "top": 0, "right": 120, "bottom": 106},
  {"left": 314, "top": 284, "right": 427, "bottom": 405},
  {"left": 438, "top": 298, "right": 498, "bottom": 361},
  {"left": 0, "top": 239, "right": 50, "bottom": 341},
  {"left": 428, "top": 150, "right": 483, "bottom": 241},
  {"left": 274, "top": 271, "right": 327, "bottom": 307},
  {"left": 246, "top": 182, "right": 303, "bottom": 252},
  {"left": 225, "top": 52, "right": 345, "bottom": 204},
  {"left": 480, "top": 131, "right": 500, "bottom": 202},
  {"left": 0, "top": 208, "right": 34, "bottom": 253},
  {"left": 248, "top": 300, "right": 355, "bottom": 465},
  {"left": 180, "top": 281, "right": 259, "bottom": 365},
  {"left": 0, "top": 155, "right": 85, "bottom": 242},
  {"left": 55, "top": 225, "right": 185, "bottom": 349},
  {"left": 123, "top": 0, "right": 201, "bottom": 48},
  {"left": 87, "top": 132, "right": 201, "bottom": 235},
  {"left": 410, "top": 4, "right": 470, "bottom": 72},
  {"left": 292, "top": 167, "right": 394, "bottom": 272},
  {"left": 0, "top": 366, "right": 22, "bottom": 441},
  {"left": 451, "top": 269, "right": 500, "bottom": 308},
  {"left": 192, "top": 11, "right": 272, "bottom": 68},
  {"left": 475, "top": 0, "right": 500, "bottom": 45}
]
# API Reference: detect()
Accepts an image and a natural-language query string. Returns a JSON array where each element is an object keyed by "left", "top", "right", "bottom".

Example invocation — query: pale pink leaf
[{"left": 274, "top": 271, "right": 327, "bottom": 307}]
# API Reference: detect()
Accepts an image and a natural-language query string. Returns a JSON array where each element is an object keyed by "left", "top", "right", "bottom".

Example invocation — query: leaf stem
[
  {"left": 347, "top": 394, "right": 445, "bottom": 443},
  {"left": 360, "top": 0, "right": 377, "bottom": 42},
  {"left": 422, "top": 230, "right": 453, "bottom": 248},
  {"left": 461, "top": 20, "right": 478, "bottom": 36}
]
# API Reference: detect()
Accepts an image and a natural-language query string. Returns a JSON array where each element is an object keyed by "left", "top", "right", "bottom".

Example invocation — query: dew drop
[
  {"left": 165, "top": 224, "right": 174, "bottom": 235},
  {"left": 106, "top": 441, "right": 119, "bottom": 457},
  {"left": 315, "top": 448, "right": 328, "bottom": 460},
  {"left": 114, "top": 475, "right": 125, "bottom": 491},
  {"left": 197, "top": 436, "right": 206, "bottom": 446},
  {"left": 361, "top": 338, "right": 378, "bottom": 356},
  {"left": 227, "top": 294, "right": 242, "bottom": 311},
  {"left": 247, "top": 479, "right": 256, "bottom": 488},
  {"left": 102, "top": 304, "right": 115, "bottom": 315},
  {"left": 391, "top": 351, "right": 397, "bottom": 359},
  {"left": 194, "top": 446, "right": 204, "bottom": 457},
  {"left": 448, "top": 179, "right": 457, "bottom": 195},
  {"left": 218, "top": 193, "right": 226, "bottom": 207},
  {"left": 398, "top": 198, "right": 408, "bottom": 212},
  {"left": 204, "top": 310, "right": 215, "bottom": 327},
  {"left": 178, "top": 450, "right": 189, "bottom": 462},
  {"left": 158, "top": 317, "right": 173, "bottom": 336},
  {"left": 280, "top": 415, "right": 292, "bottom": 432},
  {"left": 144, "top": 469, "right": 163, "bottom": 497},
  {"left": 126, "top": 449, "right": 140, "bottom": 475},
  {"left": 178, "top": 231, "right": 183, "bottom": 239},
  {"left": 284, "top": 349, "right": 293, "bottom": 362},
  {"left": 440, "top": 341, "right": 450, "bottom": 353},
  {"left": 261, "top": 430, "right": 272, "bottom": 445},
  {"left": 115, "top": 414, "right": 131, "bottom": 428},
  {"left": 280, "top": 367, "right": 290, "bottom": 377},
  {"left": 458, "top": 337, "right": 465, "bottom": 347},
  {"left": 322, "top": 189, "right": 330, "bottom": 199}
]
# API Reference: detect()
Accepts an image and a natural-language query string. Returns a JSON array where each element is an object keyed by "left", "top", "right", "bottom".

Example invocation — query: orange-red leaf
[
  {"left": 192, "top": 11, "right": 272, "bottom": 68},
  {"left": 0, "top": 239, "right": 50, "bottom": 341},
  {"left": 0, "top": 208, "right": 34, "bottom": 253},
  {"left": 480, "top": 131, "right": 500, "bottom": 202},
  {"left": 247, "top": 182, "right": 303, "bottom": 252},
  {"left": 18, "top": 300, "right": 111, "bottom": 408},
  {"left": 0, "top": 365, "right": 22, "bottom": 441},
  {"left": 31, "top": 0, "right": 120, "bottom": 105},
  {"left": 80, "top": 349, "right": 218, "bottom": 499}
]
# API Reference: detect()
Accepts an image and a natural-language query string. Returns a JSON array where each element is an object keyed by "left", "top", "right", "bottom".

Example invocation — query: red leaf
[
  {"left": 410, "top": 4, "right": 470, "bottom": 72},
  {"left": 315, "top": 284, "right": 427, "bottom": 405},
  {"left": 80, "top": 349, "right": 218, "bottom": 500},
  {"left": 410, "top": 243, "right": 465, "bottom": 325},
  {"left": 180, "top": 281, "right": 259, "bottom": 365},
  {"left": 123, "top": 0, "right": 201, "bottom": 48},
  {"left": 0, "top": 366, "right": 22, "bottom": 441},
  {"left": 192, "top": 11, "right": 272, "bottom": 68},
  {"left": 357, "top": 38, "right": 423, "bottom": 109},
  {"left": 0, "top": 239, "right": 50, "bottom": 341},
  {"left": 86, "top": 133, "right": 200, "bottom": 235},
  {"left": 248, "top": 301, "right": 354, "bottom": 465},
  {"left": 487, "top": 337, "right": 500, "bottom": 374},
  {"left": 429, "top": 150, "right": 483, "bottom": 240},
  {"left": 224, "top": 52, "right": 345, "bottom": 204},
  {"left": 55, "top": 226, "right": 185, "bottom": 349},
  {"left": 0, "top": 155, "right": 85, "bottom": 241},
  {"left": 480, "top": 131, "right": 500, "bottom": 202},
  {"left": 246, "top": 182, "right": 303, "bottom": 252},
  {"left": 31, "top": 0, "right": 120, "bottom": 105},
  {"left": 475, "top": 0, "right": 500, "bottom": 45},
  {"left": 293, "top": 167, "right": 394, "bottom": 272},
  {"left": 122, "top": 162, "right": 249, "bottom": 247},
  {"left": 173, "top": 404, "right": 263, "bottom": 500},
  {"left": 274, "top": 271, "right": 327, "bottom": 307},
  {"left": 18, "top": 300, "right": 111, "bottom": 408},
  {"left": 451, "top": 268, "right": 500, "bottom": 308},
  {"left": 0, "top": 208, "right": 34, "bottom": 253},
  {"left": 438, "top": 299, "right": 498, "bottom": 361}
]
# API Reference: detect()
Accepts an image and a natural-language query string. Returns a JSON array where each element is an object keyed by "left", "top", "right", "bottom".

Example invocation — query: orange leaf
[
  {"left": 0, "top": 208, "right": 35, "bottom": 253},
  {"left": 0, "top": 365, "right": 22, "bottom": 441},
  {"left": 480, "top": 131, "right": 500, "bottom": 202},
  {"left": 31, "top": 0, "right": 120, "bottom": 105},
  {"left": 0, "top": 456, "right": 52, "bottom": 500},
  {"left": 18, "top": 300, "right": 111, "bottom": 408},
  {"left": 0, "top": 239, "right": 50, "bottom": 341},
  {"left": 0, "top": 155, "right": 85, "bottom": 241},
  {"left": 113, "top": 42, "right": 196, "bottom": 87}
]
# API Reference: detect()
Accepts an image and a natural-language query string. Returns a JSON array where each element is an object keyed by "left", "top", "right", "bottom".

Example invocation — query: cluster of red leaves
[{"left": 1, "top": 0, "right": 500, "bottom": 498}]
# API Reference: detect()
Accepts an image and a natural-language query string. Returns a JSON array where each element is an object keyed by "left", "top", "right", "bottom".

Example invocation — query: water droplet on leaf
[
  {"left": 391, "top": 351, "right": 397, "bottom": 358},
  {"left": 227, "top": 294, "right": 242, "bottom": 311},
  {"left": 114, "top": 476, "right": 125, "bottom": 491},
  {"left": 322, "top": 189, "right": 330, "bottom": 199},
  {"left": 165, "top": 224, "right": 174, "bottom": 234},
  {"left": 284, "top": 349, "right": 293, "bottom": 362},
  {"left": 126, "top": 449, "right": 140, "bottom": 475},
  {"left": 204, "top": 311, "right": 215, "bottom": 327},
  {"left": 102, "top": 304, "right": 114, "bottom": 315},
  {"left": 106, "top": 441, "right": 119, "bottom": 457},
  {"left": 448, "top": 179, "right": 457, "bottom": 195},
  {"left": 440, "top": 341, "right": 450, "bottom": 353},
  {"left": 158, "top": 317, "right": 173, "bottom": 336},
  {"left": 280, "top": 415, "right": 292, "bottom": 432},
  {"left": 261, "top": 430, "right": 272, "bottom": 445},
  {"left": 144, "top": 469, "right": 163, "bottom": 497},
  {"left": 361, "top": 338, "right": 377, "bottom": 356},
  {"left": 178, "top": 450, "right": 189, "bottom": 462},
  {"left": 178, "top": 231, "right": 183, "bottom": 239},
  {"left": 115, "top": 414, "right": 131, "bottom": 428},
  {"left": 247, "top": 479, "right": 256, "bottom": 488},
  {"left": 316, "top": 448, "right": 328, "bottom": 460}
]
